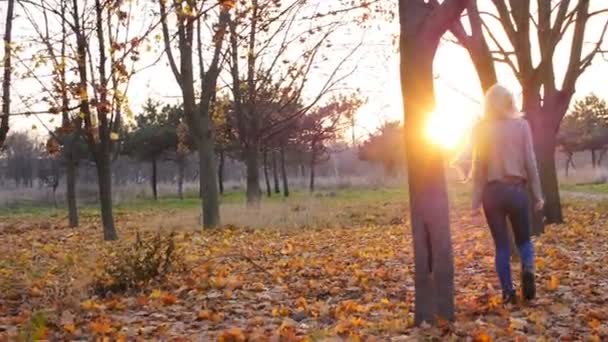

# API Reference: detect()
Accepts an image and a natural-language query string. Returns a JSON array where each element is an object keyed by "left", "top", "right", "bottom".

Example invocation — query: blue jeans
[{"left": 482, "top": 181, "right": 535, "bottom": 297}]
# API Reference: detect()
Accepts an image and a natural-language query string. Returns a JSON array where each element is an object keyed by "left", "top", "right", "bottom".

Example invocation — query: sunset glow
[{"left": 425, "top": 108, "right": 478, "bottom": 150}]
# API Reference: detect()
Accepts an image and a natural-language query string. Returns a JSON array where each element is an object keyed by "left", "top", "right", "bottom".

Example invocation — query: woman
[{"left": 471, "top": 84, "right": 544, "bottom": 304}]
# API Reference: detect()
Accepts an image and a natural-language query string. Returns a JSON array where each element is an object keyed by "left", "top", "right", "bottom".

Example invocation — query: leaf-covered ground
[{"left": 1, "top": 191, "right": 607, "bottom": 341}]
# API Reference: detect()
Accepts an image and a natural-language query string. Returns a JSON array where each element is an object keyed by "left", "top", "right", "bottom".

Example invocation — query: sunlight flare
[{"left": 425, "top": 107, "right": 478, "bottom": 151}]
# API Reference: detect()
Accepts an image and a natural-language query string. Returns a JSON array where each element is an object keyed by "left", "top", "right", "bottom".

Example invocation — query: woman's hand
[{"left": 534, "top": 199, "right": 544, "bottom": 212}]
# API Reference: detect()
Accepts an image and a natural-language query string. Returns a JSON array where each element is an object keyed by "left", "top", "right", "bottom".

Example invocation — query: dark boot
[{"left": 522, "top": 267, "right": 536, "bottom": 301}]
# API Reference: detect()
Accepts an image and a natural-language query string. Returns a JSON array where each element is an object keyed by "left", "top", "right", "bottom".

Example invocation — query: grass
[
  {"left": 2, "top": 180, "right": 600, "bottom": 223},
  {"left": 561, "top": 182, "right": 608, "bottom": 194},
  {"left": 0, "top": 186, "right": 412, "bottom": 221}
]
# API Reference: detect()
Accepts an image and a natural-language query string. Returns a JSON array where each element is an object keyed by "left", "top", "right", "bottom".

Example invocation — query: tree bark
[
  {"left": 280, "top": 145, "right": 289, "bottom": 197},
  {"left": 95, "top": 152, "right": 118, "bottom": 241},
  {"left": 533, "top": 129, "right": 563, "bottom": 223},
  {"left": 526, "top": 96, "right": 566, "bottom": 225},
  {"left": 399, "top": 0, "right": 466, "bottom": 325},
  {"left": 591, "top": 149, "right": 597, "bottom": 168},
  {"left": 218, "top": 150, "right": 225, "bottom": 195},
  {"left": 309, "top": 144, "right": 316, "bottom": 193},
  {"left": 272, "top": 150, "right": 280, "bottom": 194},
  {"left": 177, "top": 157, "right": 185, "bottom": 200},
  {"left": 245, "top": 144, "right": 261, "bottom": 206},
  {"left": 65, "top": 156, "right": 79, "bottom": 227},
  {"left": 151, "top": 158, "right": 158, "bottom": 201},
  {"left": 263, "top": 148, "right": 271, "bottom": 197},
  {"left": 0, "top": 0, "right": 15, "bottom": 148},
  {"left": 198, "top": 135, "right": 221, "bottom": 227}
]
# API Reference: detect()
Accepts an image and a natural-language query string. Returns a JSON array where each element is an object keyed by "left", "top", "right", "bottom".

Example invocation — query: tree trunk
[
  {"left": 151, "top": 158, "right": 158, "bottom": 201},
  {"left": 531, "top": 124, "right": 563, "bottom": 224},
  {"left": 591, "top": 149, "right": 597, "bottom": 168},
  {"left": 95, "top": 153, "right": 118, "bottom": 241},
  {"left": 272, "top": 150, "right": 280, "bottom": 194},
  {"left": 309, "top": 145, "right": 316, "bottom": 193},
  {"left": 245, "top": 144, "right": 261, "bottom": 206},
  {"left": 198, "top": 133, "right": 221, "bottom": 228},
  {"left": 263, "top": 148, "right": 271, "bottom": 197},
  {"left": 65, "top": 157, "right": 79, "bottom": 227},
  {"left": 399, "top": 0, "right": 466, "bottom": 323},
  {"left": 218, "top": 150, "right": 225, "bottom": 195},
  {"left": 0, "top": 0, "right": 14, "bottom": 148},
  {"left": 177, "top": 157, "right": 185, "bottom": 200},
  {"left": 280, "top": 145, "right": 289, "bottom": 197}
]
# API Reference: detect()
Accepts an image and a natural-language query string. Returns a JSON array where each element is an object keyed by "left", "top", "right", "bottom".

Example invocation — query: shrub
[{"left": 93, "top": 232, "right": 184, "bottom": 294}]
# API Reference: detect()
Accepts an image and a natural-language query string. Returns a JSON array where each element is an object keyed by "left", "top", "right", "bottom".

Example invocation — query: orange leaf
[
  {"left": 474, "top": 331, "right": 492, "bottom": 342},
  {"left": 63, "top": 323, "right": 76, "bottom": 334},
  {"left": 547, "top": 275, "right": 559, "bottom": 291},
  {"left": 160, "top": 292, "right": 178, "bottom": 306},
  {"left": 218, "top": 327, "right": 246, "bottom": 342},
  {"left": 589, "top": 318, "right": 601, "bottom": 330},
  {"left": 89, "top": 317, "right": 112, "bottom": 335},
  {"left": 197, "top": 309, "right": 211, "bottom": 321}
]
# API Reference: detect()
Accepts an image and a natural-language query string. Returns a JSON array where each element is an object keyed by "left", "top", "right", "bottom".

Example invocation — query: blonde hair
[{"left": 484, "top": 84, "right": 520, "bottom": 120}]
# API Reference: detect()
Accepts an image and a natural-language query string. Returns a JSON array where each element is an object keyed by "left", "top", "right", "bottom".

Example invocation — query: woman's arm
[{"left": 523, "top": 121, "right": 543, "bottom": 203}]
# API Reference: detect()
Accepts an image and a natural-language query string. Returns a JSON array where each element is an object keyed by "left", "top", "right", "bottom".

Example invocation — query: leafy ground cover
[{"left": 0, "top": 188, "right": 607, "bottom": 340}]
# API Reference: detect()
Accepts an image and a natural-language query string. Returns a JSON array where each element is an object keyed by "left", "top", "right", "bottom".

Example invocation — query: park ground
[{"left": 1, "top": 184, "right": 608, "bottom": 341}]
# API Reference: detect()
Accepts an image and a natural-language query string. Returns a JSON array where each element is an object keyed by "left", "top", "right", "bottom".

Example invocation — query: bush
[{"left": 93, "top": 232, "right": 184, "bottom": 294}]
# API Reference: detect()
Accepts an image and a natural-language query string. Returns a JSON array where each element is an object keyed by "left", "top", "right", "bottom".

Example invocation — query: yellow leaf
[
  {"left": 547, "top": 275, "right": 559, "bottom": 291},
  {"left": 110, "top": 132, "right": 119, "bottom": 141},
  {"left": 149, "top": 289, "right": 162, "bottom": 299},
  {"left": 63, "top": 323, "right": 76, "bottom": 334}
]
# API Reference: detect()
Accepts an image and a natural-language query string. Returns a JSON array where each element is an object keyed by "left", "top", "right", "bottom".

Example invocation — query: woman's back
[{"left": 472, "top": 116, "right": 543, "bottom": 208}]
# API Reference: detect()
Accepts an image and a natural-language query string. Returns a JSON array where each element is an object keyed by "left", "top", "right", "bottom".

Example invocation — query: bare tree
[
  {"left": 399, "top": 0, "right": 467, "bottom": 325},
  {"left": 228, "top": 0, "right": 359, "bottom": 206},
  {"left": 159, "top": 0, "right": 230, "bottom": 228},
  {"left": 1, "top": 0, "right": 15, "bottom": 148},
  {"left": 453, "top": 0, "right": 608, "bottom": 223}
]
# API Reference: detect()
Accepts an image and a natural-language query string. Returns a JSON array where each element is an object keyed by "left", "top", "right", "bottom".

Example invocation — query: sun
[{"left": 425, "top": 108, "right": 478, "bottom": 151}]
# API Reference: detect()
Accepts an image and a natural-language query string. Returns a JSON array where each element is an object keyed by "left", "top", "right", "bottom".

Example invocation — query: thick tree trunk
[
  {"left": 95, "top": 153, "right": 118, "bottom": 241},
  {"left": 198, "top": 133, "right": 221, "bottom": 227},
  {"left": 218, "top": 150, "right": 225, "bottom": 195},
  {"left": 533, "top": 130, "right": 563, "bottom": 224},
  {"left": 591, "top": 150, "right": 597, "bottom": 168},
  {"left": 399, "top": 0, "right": 466, "bottom": 323},
  {"left": 272, "top": 150, "right": 280, "bottom": 194},
  {"left": 245, "top": 144, "right": 261, "bottom": 206},
  {"left": 0, "top": 0, "right": 15, "bottom": 148},
  {"left": 65, "top": 157, "right": 79, "bottom": 227},
  {"left": 151, "top": 158, "right": 158, "bottom": 201},
  {"left": 527, "top": 99, "right": 565, "bottom": 225},
  {"left": 263, "top": 148, "right": 271, "bottom": 197},
  {"left": 280, "top": 145, "right": 289, "bottom": 197}
]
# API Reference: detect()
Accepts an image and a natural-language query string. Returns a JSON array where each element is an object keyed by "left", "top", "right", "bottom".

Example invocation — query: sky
[{"left": 1, "top": 0, "right": 608, "bottom": 143}]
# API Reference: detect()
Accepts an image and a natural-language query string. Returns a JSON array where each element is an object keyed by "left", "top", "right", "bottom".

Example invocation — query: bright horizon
[{"left": 2, "top": 1, "right": 608, "bottom": 149}]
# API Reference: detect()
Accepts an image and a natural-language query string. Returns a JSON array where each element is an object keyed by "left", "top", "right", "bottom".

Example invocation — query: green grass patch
[{"left": 561, "top": 182, "right": 608, "bottom": 194}]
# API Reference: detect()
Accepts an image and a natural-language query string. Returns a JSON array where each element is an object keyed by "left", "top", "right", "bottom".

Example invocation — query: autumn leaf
[
  {"left": 160, "top": 292, "right": 178, "bottom": 306},
  {"left": 89, "top": 317, "right": 112, "bottom": 335},
  {"left": 197, "top": 309, "right": 211, "bottom": 321},
  {"left": 63, "top": 323, "right": 76, "bottom": 334},
  {"left": 473, "top": 331, "right": 492, "bottom": 342},
  {"left": 218, "top": 327, "right": 246, "bottom": 342},
  {"left": 546, "top": 275, "right": 560, "bottom": 291}
]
